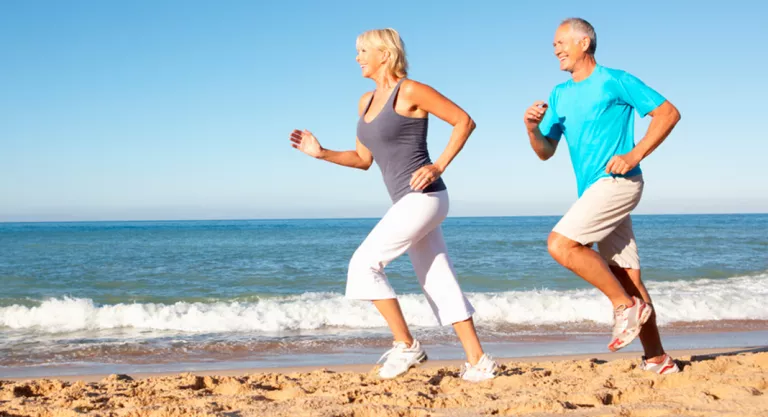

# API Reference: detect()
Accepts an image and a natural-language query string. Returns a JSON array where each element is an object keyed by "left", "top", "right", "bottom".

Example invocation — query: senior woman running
[{"left": 289, "top": 28, "right": 496, "bottom": 382}]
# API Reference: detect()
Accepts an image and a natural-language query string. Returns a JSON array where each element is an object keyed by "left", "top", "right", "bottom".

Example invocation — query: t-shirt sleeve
[
  {"left": 616, "top": 71, "right": 666, "bottom": 117},
  {"left": 538, "top": 89, "right": 563, "bottom": 141}
]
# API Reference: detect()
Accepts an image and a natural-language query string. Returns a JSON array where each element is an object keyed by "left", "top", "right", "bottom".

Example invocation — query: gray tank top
[{"left": 357, "top": 78, "right": 447, "bottom": 204}]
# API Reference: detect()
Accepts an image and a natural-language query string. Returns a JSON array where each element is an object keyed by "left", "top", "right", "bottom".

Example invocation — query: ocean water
[{"left": 1, "top": 214, "right": 766, "bottom": 377}]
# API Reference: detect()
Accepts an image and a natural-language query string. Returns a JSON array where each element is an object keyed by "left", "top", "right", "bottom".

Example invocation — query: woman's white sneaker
[
  {"left": 376, "top": 339, "right": 428, "bottom": 379},
  {"left": 460, "top": 353, "right": 498, "bottom": 382}
]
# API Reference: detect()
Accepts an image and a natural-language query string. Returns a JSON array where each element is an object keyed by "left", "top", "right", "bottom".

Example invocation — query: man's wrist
[{"left": 628, "top": 148, "right": 644, "bottom": 164}]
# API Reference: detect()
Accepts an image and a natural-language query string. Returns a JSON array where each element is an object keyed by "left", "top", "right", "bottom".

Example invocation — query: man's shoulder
[
  {"left": 551, "top": 79, "right": 571, "bottom": 92},
  {"left": 596, "top": 65, "right": 637, "bottom": 82}
]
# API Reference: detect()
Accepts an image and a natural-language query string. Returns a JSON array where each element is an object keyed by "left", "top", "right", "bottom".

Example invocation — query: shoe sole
[
  {"left": 378, "top": 351, "right": 428, "bottom": 379},
  {"left": 608, "top": 302, "right": 653, "bottom": 352}
]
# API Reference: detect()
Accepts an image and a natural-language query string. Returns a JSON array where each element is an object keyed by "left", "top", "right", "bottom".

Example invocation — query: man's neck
[{"left": 571, "top": 56, "right": 597, "bottom": 82}]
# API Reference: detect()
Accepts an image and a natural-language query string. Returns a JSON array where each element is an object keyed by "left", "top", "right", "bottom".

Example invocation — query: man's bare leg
[
  {"left": 548, "top": 232, "right": 634, "bottom": 308},
  {"left": 610, "top": 266, "right": 666, "bottom": 361}
]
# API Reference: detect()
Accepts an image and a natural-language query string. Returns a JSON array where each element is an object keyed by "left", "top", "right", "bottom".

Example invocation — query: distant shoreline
[{"left": 2, "top": 212, "right": 766, "bottom": 225}]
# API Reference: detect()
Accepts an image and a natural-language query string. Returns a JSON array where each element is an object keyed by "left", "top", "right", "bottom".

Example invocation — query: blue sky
[{"left": 1, "top": 0, "right": 765, "bottom": 221}]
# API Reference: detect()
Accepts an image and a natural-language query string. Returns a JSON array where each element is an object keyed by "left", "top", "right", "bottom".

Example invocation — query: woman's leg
[
  {"left": 408, "top": 225, "right": 483, "bottom": 364},
  {"left": 345, "top": 191, "right": 449, "bottom": 377}
]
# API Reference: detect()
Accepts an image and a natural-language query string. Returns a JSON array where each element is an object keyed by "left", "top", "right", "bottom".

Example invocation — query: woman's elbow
[
  {"left": 461, "top": 114, "right": 477, "bottom": 134},
  {"left": 359, "top": 158, "right": 374, "bottom": 171}
]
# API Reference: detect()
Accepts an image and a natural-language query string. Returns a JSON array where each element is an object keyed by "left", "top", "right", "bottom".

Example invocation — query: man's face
[{"left": 553, "top": 24, "right": 589, "bottom": 72}]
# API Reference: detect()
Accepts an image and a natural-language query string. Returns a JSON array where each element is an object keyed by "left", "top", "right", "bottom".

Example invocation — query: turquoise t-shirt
[{"left": 539, "top": 65, "right": 666, "bottom": 197}]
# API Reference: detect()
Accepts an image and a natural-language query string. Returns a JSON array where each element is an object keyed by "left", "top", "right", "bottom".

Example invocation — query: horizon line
[{"left": 1, "top": 211, "right": 766, "bottom": 225}]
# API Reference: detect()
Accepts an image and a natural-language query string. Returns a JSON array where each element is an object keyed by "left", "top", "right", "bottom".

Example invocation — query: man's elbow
[
  {"left": 661, "top": 101, "right": 681, "bottom": 124},
  {"left": 670, "top": 106, "right": 681, "bottom": 124}
]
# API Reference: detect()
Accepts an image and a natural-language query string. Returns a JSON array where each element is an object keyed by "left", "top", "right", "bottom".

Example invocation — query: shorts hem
[
  {"left": 552, "top": 226, "right": 592, "bottom": 246},
  {"left": 438, "top": 309, "right": 475, "bottom": 327},
  {"left": 605, "top": 258, "right": 641, "bottom": 270},
  {"left": 344, "top": 292, "right": 397, "bottom": 301}
]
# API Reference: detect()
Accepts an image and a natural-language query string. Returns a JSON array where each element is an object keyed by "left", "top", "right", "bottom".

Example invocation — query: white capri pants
[{"left": 345, "top": 190, "right": 475, "bottom": 326}]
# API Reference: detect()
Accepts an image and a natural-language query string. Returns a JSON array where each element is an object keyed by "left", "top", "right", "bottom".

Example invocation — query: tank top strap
[
  {"left": 362, "top": 91, "right": 375, "bottom": 114},
  {"left": 386, "top": 78, "right": 407, "bottom": 106}
]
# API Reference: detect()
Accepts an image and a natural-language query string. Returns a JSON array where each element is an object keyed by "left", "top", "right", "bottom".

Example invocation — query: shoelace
[
  {"left": 377, "top": 343, "right": 409, "bottom": 365},
  {"left": 461, "top": 355, "right": 496, "bottom": 376},
  {"left": 613, "top": 305, "right": 629, "bottom": 325}
]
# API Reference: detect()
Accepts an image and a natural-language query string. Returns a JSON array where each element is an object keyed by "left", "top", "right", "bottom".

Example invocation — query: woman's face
[{"left": 356, "top": 45, "right": 386, "bottom": 79}]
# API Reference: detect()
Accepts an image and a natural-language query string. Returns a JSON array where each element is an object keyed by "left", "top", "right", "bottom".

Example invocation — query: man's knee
[{"left": 547, "top": 232, "right": 580, "bottom": 262}]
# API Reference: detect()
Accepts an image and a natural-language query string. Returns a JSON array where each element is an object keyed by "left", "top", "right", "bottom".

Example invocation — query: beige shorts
[{"left": 552, "top": 175, "right": 644, "bottom": 270}]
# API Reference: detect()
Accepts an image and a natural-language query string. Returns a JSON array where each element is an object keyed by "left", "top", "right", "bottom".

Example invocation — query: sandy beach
[{"left": 2, "top": 347, "right": 766, "bottom": 417}]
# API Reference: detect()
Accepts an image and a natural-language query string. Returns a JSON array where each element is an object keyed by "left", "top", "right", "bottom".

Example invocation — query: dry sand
[{"left": 1, "top": 347, "right": 766, "bottom": 417}]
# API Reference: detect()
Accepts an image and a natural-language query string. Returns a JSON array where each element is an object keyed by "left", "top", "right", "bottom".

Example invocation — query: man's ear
[{"left": 580, "top": 37, "right": 592, "bottom": 53}]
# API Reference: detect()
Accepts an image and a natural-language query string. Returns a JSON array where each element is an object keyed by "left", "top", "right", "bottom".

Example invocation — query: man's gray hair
[{"left": 562, "top": 18, "right": 597, "bottom": 55}]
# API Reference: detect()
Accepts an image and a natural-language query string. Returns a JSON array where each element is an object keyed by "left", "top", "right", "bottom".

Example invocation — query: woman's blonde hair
[{"left": 356, "top": 28, "right": 408, "bottom": 78}]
